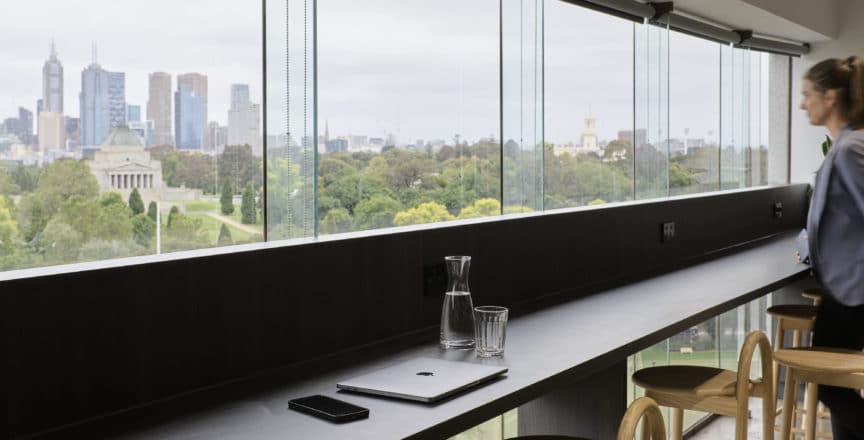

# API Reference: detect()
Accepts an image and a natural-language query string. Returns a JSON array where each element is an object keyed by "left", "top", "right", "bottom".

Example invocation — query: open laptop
[{"left": 336, "top": 358, "right": 508, "bottom": 403}]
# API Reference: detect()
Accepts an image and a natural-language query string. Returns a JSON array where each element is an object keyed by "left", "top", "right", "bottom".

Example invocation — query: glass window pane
[
  {"left": 0, "top": 0, "right": 263, "bottom": 271},
  {"left": 635, "top": 21, "right": 670, "bottom": 200},
  {"left": 669, "top": 31, "right": 720, "bottom": 196},
  {"left": 315, "top": 0, "right": 500, "bottom": 234},
  {"left": 543, "top": 0, "right": 634, "bottom": 209},
  {"left": 503, "top": 0, "right": 543, "bottom": 213}
]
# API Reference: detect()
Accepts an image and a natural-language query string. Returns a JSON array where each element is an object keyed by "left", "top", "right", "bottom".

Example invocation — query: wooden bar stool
[
  {"left": 776, "top": 347, "right": 864, "bottom": 440},
  {"left": 510, "top": 396, "right": 666, "bottom": 440},
  {"left": 802, "top": 288, "right": 824, "bottom": 306},
  {"left": 767, "top": 305, "right": 818, "bottom": 402},
  {"left": 631, "top": 331, "right": 775, "bottom": 440}
]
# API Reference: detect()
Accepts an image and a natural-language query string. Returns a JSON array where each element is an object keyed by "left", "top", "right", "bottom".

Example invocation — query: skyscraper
[
  {"left": 127, "top": 105, "right": 141, "bottom": 123},
  {"left": 38, "top": 112, "right": 65, "bottom": 151},
  {"left": 80, "top": 47, "right": 126, "bottom": 146},
  {"left": 42, "top": 41, "right": 63, "bottom": 113},
  {"left": 175, "top": 83, "right": 203, "bottom": 150},
  {"left": 176, "top": 73, "right": 208, "bottom": 149},
  {"left": 18, "top": 107, "right": 33, "bottom": 145},
  {"left": 227, "top": 83, "right": 261, "bottom": 155},
  {"left": 147, "top": 72, "right": 172, "bottom": 146}
]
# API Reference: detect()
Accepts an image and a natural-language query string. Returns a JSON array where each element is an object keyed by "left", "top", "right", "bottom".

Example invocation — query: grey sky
[
  {"left": 1, "top": 0, "right": 262, "bottom": 127},
  {"left": 3, "top": 0, "right": 757, "bottom": 145}
]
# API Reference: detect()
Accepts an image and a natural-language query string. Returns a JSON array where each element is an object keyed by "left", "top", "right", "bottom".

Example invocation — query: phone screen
[{"left": 289, "top": 395, "right": 369, "bottom": 422}]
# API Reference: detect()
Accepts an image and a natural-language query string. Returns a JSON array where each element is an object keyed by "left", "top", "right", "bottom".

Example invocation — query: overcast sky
[{"left": 2, "top": 0, "right": 763, "bottom": 145}]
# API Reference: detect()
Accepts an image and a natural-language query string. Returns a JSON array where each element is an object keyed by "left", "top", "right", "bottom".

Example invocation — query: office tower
[
  {"left": 147, "top": 72, "right": 172, "bottom": 146},
  {"left": 209, "top": 121, "right": 228, "bottom": 153},
  {"left": 175, "top": 83, "right": 203, "bottom": 150},
  {"left": 42, "top": 41, "right": 64, "bottom": 113},
  {"left": 80, "top": 48, "right": 126, "bottom": 146},
  {"left": 227, "top": 83, "right": 261, "bottom": 155},
  {"left": 65, "top": 116, "right": 80, "bottom": 149},
  {"left": 18, "top": 107, "right": 33, "bottom": 145},
  {"left": 38, "top": 112, "right": 65, "bottom": 150},
  {"left": 127, "top": 105, "right": 141, "bottom": 123},
  {"left": 176, "top": 73, "right": 208, "bottom": 149}
]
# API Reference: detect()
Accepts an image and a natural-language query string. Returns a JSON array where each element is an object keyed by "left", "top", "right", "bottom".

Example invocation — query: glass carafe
[{"left": 440, "top": 256, "right": 476, "bottom": 349}]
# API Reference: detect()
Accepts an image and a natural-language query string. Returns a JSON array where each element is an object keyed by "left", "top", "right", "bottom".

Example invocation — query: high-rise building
[
  {"left": 18, "top": 107, "right": 33, "bottom": 145},
  {"left": 227, "top": 83, "right": 261, "bottom": 155},
  {"left": 38, "top": 112, "right": 65, "bottom": 151},
  {"left": 42, "top": 41, "right": 63, "bottom": 113},
  {"left": 175, "top": 83, "right": 203, "bottom": 150},
  {"left": 80, "top": 48, "right": 126, "bottom": 146},
  {"left": 209, "top": 121, "right": 228, "bottom": 153},
  {"left": 147, "top": 72, "right": 172, "bottom": 146},
  {"left": 127, "top": 105, "right": 141, "bottom": 123},
  {"left": 65, "top": 116, "right": 80, "bottom": 149},
  {"left": 177, "top": 73, "right": 208, "bottom": 149}
]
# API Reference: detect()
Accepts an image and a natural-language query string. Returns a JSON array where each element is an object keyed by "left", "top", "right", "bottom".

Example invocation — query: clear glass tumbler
[{"left": 474, "top": 306, "right": 508, "bottom": 357}]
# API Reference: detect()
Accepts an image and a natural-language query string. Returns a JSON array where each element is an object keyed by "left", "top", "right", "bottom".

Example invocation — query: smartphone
[{"left": 288, "top": 395, "right": 369, "bottom": 423}]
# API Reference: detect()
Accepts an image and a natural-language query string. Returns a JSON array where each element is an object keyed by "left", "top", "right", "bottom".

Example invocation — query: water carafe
[{"left": 440, "top": 256, "right": 476, "bottom": 349}]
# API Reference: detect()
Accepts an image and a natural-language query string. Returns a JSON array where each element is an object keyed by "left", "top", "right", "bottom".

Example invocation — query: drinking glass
[{"left": 474, "top": 306, "right": 508, "bottom": 357}]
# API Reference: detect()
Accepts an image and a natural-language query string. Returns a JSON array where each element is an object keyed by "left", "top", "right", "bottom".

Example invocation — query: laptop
[{"left": 336, "top": 357, "right": 508, "bottom": 403}]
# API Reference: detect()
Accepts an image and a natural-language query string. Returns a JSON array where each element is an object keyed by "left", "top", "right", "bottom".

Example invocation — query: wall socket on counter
[{"left": 661, "top": 222, "right": 675, "bottom": 243}]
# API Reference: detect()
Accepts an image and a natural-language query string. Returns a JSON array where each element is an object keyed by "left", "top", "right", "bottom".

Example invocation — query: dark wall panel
[{"left": 1, "top": 185, "right": 808, "bottom": 437}]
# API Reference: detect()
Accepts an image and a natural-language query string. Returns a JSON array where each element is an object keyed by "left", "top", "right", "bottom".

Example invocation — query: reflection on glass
[
  {"left": 543, "top": 0, "right": 634, "bottom": 209},
  {"left": 267, "top": 0, "right": 316, "bottom": 240},
  {"left": 503, "top": 0, "right": 543, "bottom": 213},
  {"left": 635, "top": 20, "right": 669, "bottom": 200}
]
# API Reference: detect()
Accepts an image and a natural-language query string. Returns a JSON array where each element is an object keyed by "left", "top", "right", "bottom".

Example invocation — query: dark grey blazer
[{"left": 807, "top": 126, "right": 864, "bottom": 306}]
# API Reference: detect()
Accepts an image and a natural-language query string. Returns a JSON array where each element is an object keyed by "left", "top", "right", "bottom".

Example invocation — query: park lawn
[
  {"left": 227, "top": 208, "right": 263, "bottom": 226},
  {"left": 183, "top": 200, "right": 220, "bottom": 212},
  {"left": 188, "top": 213, "right": 258, "bottom": 244}
]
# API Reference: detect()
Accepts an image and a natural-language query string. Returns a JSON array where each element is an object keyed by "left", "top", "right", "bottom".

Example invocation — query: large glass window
[
  {"left": 0, "top": 0, "right": 263, "bottom": 271},
  {"left": 543, "top": 0, "right": 634, "bottom": 209},
  {"left": 0, "top": 0, "right": 792, "bottom": 274}
]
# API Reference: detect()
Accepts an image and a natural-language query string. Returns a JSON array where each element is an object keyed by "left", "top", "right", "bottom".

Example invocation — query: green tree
[
  {"left": 321, "top": 208, "right": 353, "bottom": 234},
  {"left": 168, "top": 205, "right": 180, "bottom": 228},
  {"left": 218, "top": 144, "right": 261, "bottom": 194},
  {"left": 128, "top": 188, "right": 145, "bottom": 215},
  {"left": 0, "top": 196, "right": 19, "bottom": 254},
  {"left": 16, "top": 195, "right": 48, "bottom": 243},
  {"left": 34, "top": 160, "right": 99, "bottom": 216},
  {"left": 131, "top": 214, "right": 156, "bottom": 247},
  {"left": 54, "top": 195, "right": 133, "bottom": 243},
  {"left": 241, "top": 182, "right": 256, "bottom": 224},
  {"left": 147, "top": 201, "right": 158, "bottom": 222},
  {"left": 354, "top": 194, "right": 402, "bottom": 230},
  {"left": 40, "top": 221, "right": 83, "bottom": 263},
  {"left": 217, "top": 223, "right": 233, "bottom": 246},
  {"left": 458, "top": 198, "right": 500, "bottom": 219},
  {"left": 393, "top": 202, "right": 454, "bottom": 226},
  {"left": 79, "top": 240, "right": 141, "bottom": 261},
  {"left": 164, "top": 212, "right": 209, "bottom": 252},
  {"left": 220, "top": 180, "right": 234, "bottom": 215}
]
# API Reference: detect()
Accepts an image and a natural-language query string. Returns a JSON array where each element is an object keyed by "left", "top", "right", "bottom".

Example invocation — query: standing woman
[{"left": 801, "top": 56, "right": 864, "bottom": 440}]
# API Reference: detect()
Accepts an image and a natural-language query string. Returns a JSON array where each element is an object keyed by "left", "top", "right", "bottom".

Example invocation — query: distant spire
[
  {"left": 325, "top": 120, "right": 330, "bottom": 142},
  {"left": 50, "top": 38, "right": 57, "bottom": 58},
  {"left": 91, "top": 42, "right": 98, "bottom": 66}
]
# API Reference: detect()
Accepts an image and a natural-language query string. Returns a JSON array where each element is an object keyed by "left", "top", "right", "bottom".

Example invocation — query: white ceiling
[{"left": 666, "top": 0, "right": 839, "bottom": 43}]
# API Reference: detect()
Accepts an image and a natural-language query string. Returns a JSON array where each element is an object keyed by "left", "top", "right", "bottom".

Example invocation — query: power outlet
[
  {"left": 773, "top": 201, "right": 783, "bottom": 219},
  {"left": 661, "top": 222, "right": 675, "bottom": 243}
]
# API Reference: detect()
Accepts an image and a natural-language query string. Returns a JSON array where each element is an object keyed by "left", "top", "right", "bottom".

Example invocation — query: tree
[
  {"left": 458, "top": 198, "right": 500, "bottom": 219},
  {"left": 393, "top": 202, "right": 454, "bottom": 226},
  {"left": 33, "top": 160, "right": 99, "bottom": 217},
  {"left": 218, "top": 145, "right": 261, "bottom": 194},
  {"left": 354, "top": 194, "right": 402, "bottom": 230},
  {"left": 131, "top": 214, "right": 156, "bottom": 247},
  {"left": 220, "top": 180, "right": 234, "bottom": 215},
  {"left": 163, "top": 212, "right": 209, "bottom": 252},
  {"left": 321, "top": 208, "right": 353, "bottom": 234},
  {"left": 0, "top": 196, "right": 18, "bottom": 254},
  {"left": 168, "top": 205, "right": 180, "bottom": 228},
  {"left": 147, "top": 201, "right": 158, "bottom": 222},
  {"left": 128, "top": 188, "right": 145, "bottom": 215},
  {"left": 241, "top": 182, "right": 256, "bottom": 224},
  {"left": 217, "top": 224, "right": 233, "bottom": 246},
  {"left": 40, "top": 221, "right": 83, "bottom": 263}
]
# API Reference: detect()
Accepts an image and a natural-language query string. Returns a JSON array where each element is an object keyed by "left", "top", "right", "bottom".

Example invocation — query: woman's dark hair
[{"left": 806, "top": 56, "right": 864, "bottom": 128}]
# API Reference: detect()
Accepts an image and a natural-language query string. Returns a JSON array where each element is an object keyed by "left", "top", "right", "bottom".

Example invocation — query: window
[
  {"left": 0, "top": 0, "right": 263, "bottom": 271},
  {"left": 0, "top": 0, "right": 792, "bottom": 274}
]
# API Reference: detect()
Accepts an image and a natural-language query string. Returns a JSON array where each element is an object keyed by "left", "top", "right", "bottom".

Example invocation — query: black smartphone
[{"left": 288, "top": 395, "right": 369, "bottom": 423}]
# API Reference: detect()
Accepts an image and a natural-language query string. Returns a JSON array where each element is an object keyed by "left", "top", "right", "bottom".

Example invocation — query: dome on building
[{"left": 101, "top": 126, "right": 144, "bottom": 148}]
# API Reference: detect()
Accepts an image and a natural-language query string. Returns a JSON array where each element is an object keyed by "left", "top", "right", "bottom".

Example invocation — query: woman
[{"left": 800, "top": 56, "right": 864, "bottom": 440}]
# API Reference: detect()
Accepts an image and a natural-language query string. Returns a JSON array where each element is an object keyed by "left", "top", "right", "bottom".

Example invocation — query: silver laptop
[{"left": 336, "top": 357, "right": 508, "bottom": 403}]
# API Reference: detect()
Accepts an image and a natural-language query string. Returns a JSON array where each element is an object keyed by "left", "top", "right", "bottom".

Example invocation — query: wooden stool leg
[
  {"left": 780, "top": 372, "right": 798, "bottom": 440},
  {"left": 804, "top": 382, "right": 818, "bottom": 440},
  {"left": 735, "top": 389, "right": 751, "bottom": 440},
  {"left": 670, "top": 407, "right": 684, "bottom": 440},
  {"left": 774, "top": 318, "right": 785, "bottom": 403}
]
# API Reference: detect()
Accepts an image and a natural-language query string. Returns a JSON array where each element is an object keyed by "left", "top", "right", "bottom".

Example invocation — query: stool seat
[
  {"left": 767, "top": 304, "right": 818, "bottom": 320},
  {"left": 509, "top": 436, "right": 588, "bottom": 440},
  {"left": 775, "top": 347, "right": 864, "bottom": 374},
  {"left": 802, "top": 287, "right": 824, "bottom": 300},
  {"left": 632, "top": 366, "right": 739, "bottom": 397}
]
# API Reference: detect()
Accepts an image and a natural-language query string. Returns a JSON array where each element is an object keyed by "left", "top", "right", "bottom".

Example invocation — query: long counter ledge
[{"left": 39, "top": 231, "right": 809, "bottom": 440}]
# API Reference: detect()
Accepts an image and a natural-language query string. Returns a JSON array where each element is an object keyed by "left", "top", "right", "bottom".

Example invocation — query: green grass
[
  {"left": 188, "top": 213, "right": 258, "bottom": 244},
  {"left": 183, "top": 200, "right": 219, "bottom": 212}
]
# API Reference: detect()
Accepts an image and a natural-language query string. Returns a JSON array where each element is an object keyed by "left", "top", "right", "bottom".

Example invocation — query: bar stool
[
  {"left": 631, "top": 331, "right": 774, "bottom": 440},
  {"left": 767, "top": 305, "right": 818, "bottom": 402},
  {"left": 510, "top": 396, "right": 666, "bottom": 440},
  {"left": 776, "top": 347, "right": 864, "bottom": 440},
  {"left": 802, "top": 287, "right": 824, "bottom": 306}
]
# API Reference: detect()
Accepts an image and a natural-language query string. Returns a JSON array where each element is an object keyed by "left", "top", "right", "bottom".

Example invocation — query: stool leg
[
  {"left": 780, "top": 372, "right": 798, "bottom": 440},
  {"left": 670, "top": 407, "right": 684, "bottom": 440},
  {"left": 804, "top": 382, "right": 818, "bottom": 440},
  {"left": 735, "top": 390, "right": 751, "bottom": 440},
  {"left": 774, "top": 319, "right": 785, "bottom": 403}
]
